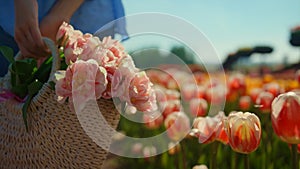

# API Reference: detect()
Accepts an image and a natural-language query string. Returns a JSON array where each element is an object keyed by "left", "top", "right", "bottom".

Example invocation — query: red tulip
[
  {"left": 189, "top": 98, "right": 208, "bottom": 117},
  {"left": 256, "top": 91, "right": 274, "bottom": 113},
  {"left": 224, "top": 111, "right": 261, "bottom": 154},
  {"left": 192, "top": 112, "right": 228, "bottom": 144},
  {"left": 165, "top": 89, "right": 180, "bottom": 100},
  {"left": 228, "top": 73, "right": 246, "bottom": 95},
  {"left": 239, "top": 96, "right": 251, "bottom": 111},
  {"left": 271, "top": 92, "right": 300, "bottom": 144},
  {"left": 249, "top": 88, "right": 263, "bottom": 103},
  {"left": 182, "top": 84, "right": 197, "bottom": 101},
  {"left": 162, "top": 100, "right": 181, "bottom": 118},
  {"left": 263, "top": 82, "right": 282, "bottom": 97},
  {"left": 205, "top": 83, "right": 226, "bottom": 104},
  {"left": 295, "top": 70, "right": 300, "bottom": 84}
]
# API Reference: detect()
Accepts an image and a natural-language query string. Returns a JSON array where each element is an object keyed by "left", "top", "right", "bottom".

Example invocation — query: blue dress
[{"left": 0, "top": 0, "right": 128, "bottom": 76}]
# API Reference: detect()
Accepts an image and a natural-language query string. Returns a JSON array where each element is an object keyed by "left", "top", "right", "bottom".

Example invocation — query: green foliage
[
  {"left": 0, "top": 46, "right": 14, "bottom": 63},
  {"left": 1, "top": 46, "right": 66, "bottom": 130},
  {"left": 170, "top": 46, "right": 196, "bottom": 64}
]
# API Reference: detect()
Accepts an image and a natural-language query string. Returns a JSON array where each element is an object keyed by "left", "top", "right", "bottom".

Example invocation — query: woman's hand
[{"left": 14, "top": 0, "right": 48, "bottom": 59}]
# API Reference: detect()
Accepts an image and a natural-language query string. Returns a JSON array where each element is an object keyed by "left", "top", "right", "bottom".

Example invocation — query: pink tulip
[
  {"left": 162, "top": 100, "right": 181, "bottom": 118},
  {"left": 143, "top": 111, "right": 164, "bottom": 129},
  {"left": 189, "top": 98, "right": 208, "bottom": 117},
  {"left": 192, "top": 112, "right": 228, "bottom": 144},
  {"left": 165, "top": 89, "right": 180, "bottom": 101},
  {"left": 182, "top": 83, "right": 198, "bottom": 101},
  {"left": 224, "top": 111, "right": 261, "bottom": 154},
  {"left": 164, "top": 112, "right": 190, "bottom": 141},
  {"left": 271, "top": 92, "right": 300, "bottom": 144}
]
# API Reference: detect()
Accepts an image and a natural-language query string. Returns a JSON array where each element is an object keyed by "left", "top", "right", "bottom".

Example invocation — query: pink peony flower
[
  {"left": 129, "top": 71, "right": 157, "bottom": 113},
  {"left": 55, "top": 59, "right": 107, "bottom": 110},
  {"left": 56, "top": 22, "right": 74, "bottom": 44},
  {"left": 99, "top": 37, "right": 129, "bottom": 99},
  {"left": 111, "top": 56, "right": 138, "bottom": 101}
]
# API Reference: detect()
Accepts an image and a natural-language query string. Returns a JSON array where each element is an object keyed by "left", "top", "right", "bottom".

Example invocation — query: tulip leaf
[{"left": 0, "top": 46, "right": 14, "bottom": 63}]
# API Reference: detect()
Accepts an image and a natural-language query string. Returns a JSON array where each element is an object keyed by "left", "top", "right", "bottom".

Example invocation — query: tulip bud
[
  {"left": 164, "top": 112, "right": 190, "bottom": 141},
  {"left": 228, "top": 73, "right": 246, "bottom": 95},
  {"left": 224, "top": 111, "right": 261, "bottom": 154},
  {"left": 256, "top": 91, "right": 274, "bottom": 113},
  {"left": 168, "top": 142, "right": 181, "bottom": 155},
  {"left": 182, "top": 84, "right": 197, "bottom": 101},
  {"left": 192, "top": 112, "right": 228, "bottom": 144},
  {"left": 192, "top": 164, "right": 208, "bottom": 169},
  {"left": 165, "top": 89, "right": 180, "bottom": 100},
  {"left": 239, "top": 96, "right": 251, "bottom": 111},
  {"left": 263, "top": 82, "right": 282, "bottom": 97},
  {"left": 249, "top": 88, "right": 263, "bottom": 103},
  {"left": 162, "top": 100, "right": 181, "bottom": 118},
  {"left": 271, "top": 92, "right": 300, "bottom": 144},
  {"left": 189, "top": 98, "right": 208, "bottom": 117}
]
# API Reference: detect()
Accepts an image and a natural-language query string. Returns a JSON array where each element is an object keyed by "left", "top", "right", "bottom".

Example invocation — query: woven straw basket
[{"left": 0, "top": 38, "right": 120, "bottom": 168}]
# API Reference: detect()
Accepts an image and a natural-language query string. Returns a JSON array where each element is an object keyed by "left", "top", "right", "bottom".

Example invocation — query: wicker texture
[{"left": 0, "top": 38, "right": 120, "bottom": 168}]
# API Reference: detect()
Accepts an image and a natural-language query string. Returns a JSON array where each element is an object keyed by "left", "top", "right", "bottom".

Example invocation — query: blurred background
[
  {"left": 102, "top": 1, "right": 300, "bottom": 169},
  {"left": 121, "top": 0, "right": 300, "bottom": 74}
]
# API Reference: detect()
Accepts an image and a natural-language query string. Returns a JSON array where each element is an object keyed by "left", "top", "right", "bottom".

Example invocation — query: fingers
[{"left": 14, "top": 23, "right": 50, "bottom": 59}]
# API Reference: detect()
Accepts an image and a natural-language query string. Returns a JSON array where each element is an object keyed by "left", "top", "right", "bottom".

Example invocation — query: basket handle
[{"left": 15, "top": 37, "right": 60, "bottom": 83}]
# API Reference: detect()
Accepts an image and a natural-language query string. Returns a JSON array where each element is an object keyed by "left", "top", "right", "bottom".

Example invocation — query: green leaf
[
  {"left": 33, "top": 56, "right": 52, "bottom": 83},
  {"left": 0, "top": 46, "right": 14, "bottom": 63},
  {"left": 14, "top": 59, "right": 37, "bottom": 84},
  {"left": 27, "top": 80, "right": 43, "bottom": 95}
]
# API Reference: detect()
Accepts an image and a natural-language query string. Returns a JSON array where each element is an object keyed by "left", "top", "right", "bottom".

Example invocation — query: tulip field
[{"left": 104, "top": 66, "right": 300, "bottom": 169}]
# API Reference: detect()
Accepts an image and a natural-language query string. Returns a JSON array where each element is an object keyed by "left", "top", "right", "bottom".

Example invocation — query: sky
[{"left": 122, "top": 0, "right": 300, "bottom": 65}]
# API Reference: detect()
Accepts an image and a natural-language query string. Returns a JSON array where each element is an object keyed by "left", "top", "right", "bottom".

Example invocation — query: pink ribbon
[{"left": 0, "top": 88, "right": 27, "bottom": 102}]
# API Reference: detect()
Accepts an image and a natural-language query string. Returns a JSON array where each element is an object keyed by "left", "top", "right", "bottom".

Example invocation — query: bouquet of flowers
[{"left": 0, "top": 22, "right": 157, "bottom": 129}]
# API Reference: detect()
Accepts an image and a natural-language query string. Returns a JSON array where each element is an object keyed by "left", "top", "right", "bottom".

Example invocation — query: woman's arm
[
  {"left": 14, "top": 0, "right": 84, "bottom": 59},
  {"left": 14, "top": 0, "right": 47, "bottom": 59}
]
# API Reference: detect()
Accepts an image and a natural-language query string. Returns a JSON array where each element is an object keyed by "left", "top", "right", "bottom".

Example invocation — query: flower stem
[
  {"left": 244, "top": 154, "right": 250, "bottom": 169},
  {"left": 291, "top": 144, "right": 299, "bottom": 169},
  {"left": 180, "top": 142, "right": 187, "bottom": 169},
  {"left": 210, "top": 141, "right": 219, "bottom": 169}
]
